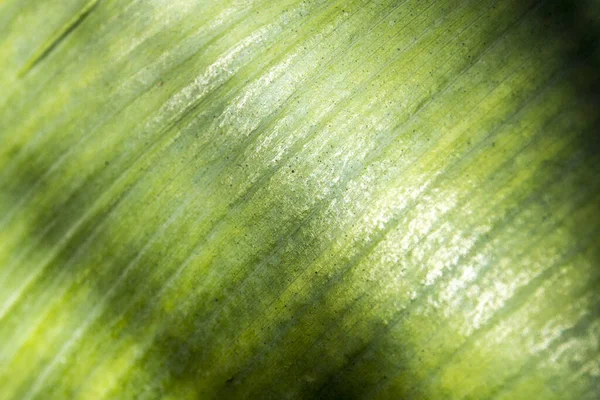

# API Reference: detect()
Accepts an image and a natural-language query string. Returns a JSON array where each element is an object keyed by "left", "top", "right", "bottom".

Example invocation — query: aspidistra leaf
[{"left": 0, "top": 0, "right": 599, "bottom": 399}]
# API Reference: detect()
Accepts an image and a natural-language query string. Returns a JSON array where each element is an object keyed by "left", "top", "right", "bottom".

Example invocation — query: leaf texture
[{"left": 0, "top": 0, "right": 599, "bottom": 399}]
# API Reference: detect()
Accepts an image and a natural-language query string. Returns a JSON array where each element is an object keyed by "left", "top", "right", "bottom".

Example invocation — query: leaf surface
[{"left": 0, "top": 0, "right": 599, "bottom": 399}]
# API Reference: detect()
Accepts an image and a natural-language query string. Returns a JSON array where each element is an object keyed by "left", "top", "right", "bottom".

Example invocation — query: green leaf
[{"left": 0, "top": 0, "right": 599, "bottom": 398}]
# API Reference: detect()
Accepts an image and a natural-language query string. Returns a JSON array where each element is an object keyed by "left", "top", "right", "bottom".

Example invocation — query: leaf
[{"left": 0, "top": 0, "right": 599, "bottom": 399}]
